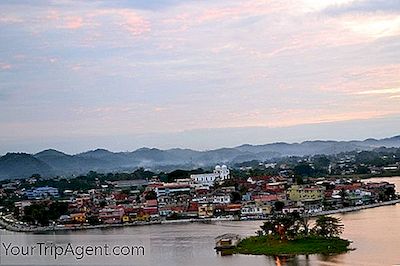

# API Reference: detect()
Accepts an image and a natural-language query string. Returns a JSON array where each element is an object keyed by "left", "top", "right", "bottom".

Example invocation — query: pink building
[{"left": 99, "top": 206, "right": 125, "bottom": 224}]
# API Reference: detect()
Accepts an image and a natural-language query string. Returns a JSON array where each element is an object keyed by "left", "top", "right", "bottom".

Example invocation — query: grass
[{"left": 234, "top": 235, "right": 351, "bottom": 256}]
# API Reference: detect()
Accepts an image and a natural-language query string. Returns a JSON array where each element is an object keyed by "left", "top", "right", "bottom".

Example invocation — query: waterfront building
[
  {"left": 222, "top": 204, "right": 242, "bottom": 217},
  {"left": 198, "top": 204, "right": 214, "bottom": 218},
  {"left": 287, "top": 185, "right": 325, "bottom": 202},
  {"left": 58, "top": 215, "right": 71, "bottom": 224},
  {"left": 241, "top": 202, "right": 273, "bottom": 219},
  {"left": 99, "top": 206, "right": 125, "bottom": 224},
  {"left": 70, "top": 212, "right": 86, "bottom": 223},
  {"left": 143, "top": 199, "right": 159, "bottom": 218},
  {"left": 241, "top": 202, "right": 263, "bottom": 218},
  {"left": 282, "top": 205, "right": 304, "bottom": 214}
]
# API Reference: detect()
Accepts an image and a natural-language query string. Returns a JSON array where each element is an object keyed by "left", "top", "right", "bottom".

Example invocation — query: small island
[{"left": 233, "top": 214, "right": 351, "bottom": 256}]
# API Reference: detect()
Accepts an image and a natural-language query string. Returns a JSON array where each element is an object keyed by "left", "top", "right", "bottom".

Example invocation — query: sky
[{"left": 0, "top": 0, "right": 399, "bottom": 154}]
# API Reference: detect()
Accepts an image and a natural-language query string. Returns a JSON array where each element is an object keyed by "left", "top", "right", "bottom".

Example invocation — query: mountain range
[{"left": 1, "top": 135, "right": 400, "bottom": 179}]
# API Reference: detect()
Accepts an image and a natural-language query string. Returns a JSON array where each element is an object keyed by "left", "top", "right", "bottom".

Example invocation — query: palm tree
[{"left": 339, "top": 188, "right": 347, "bottom": 207}]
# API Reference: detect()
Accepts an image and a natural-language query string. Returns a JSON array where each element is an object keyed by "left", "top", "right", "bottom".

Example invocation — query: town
[{"left": 0, "top": 147, "right": 399, "bottom": 231}]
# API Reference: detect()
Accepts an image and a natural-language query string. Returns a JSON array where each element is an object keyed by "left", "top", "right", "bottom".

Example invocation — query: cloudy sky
[{"left": 1, "top": 0, "right": 399, "bottom": 154}]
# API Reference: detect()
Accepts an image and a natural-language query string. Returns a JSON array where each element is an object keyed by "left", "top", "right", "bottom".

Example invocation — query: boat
[{"left": 215, "top": 233, "right": 241, "bottom": 250}]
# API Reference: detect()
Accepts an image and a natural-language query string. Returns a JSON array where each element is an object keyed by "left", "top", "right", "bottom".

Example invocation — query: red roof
[
  {"left": 145, "top": 199, "right": 158, "bottom": 207},
  {"left": 224, "top": 204, "right": 241, "bottom": 211},
  {"left": 143, "top": 206, "right": 158, "bottom": 215},
  {"left": 147, "top": 183, "right": 164, "bottom": 188},
  {"left": 187, "top": 202, "right": 199, "bottom": 212},
  {"left": 113, "top": 193, "right": 128, "bottom": 201},
  {"left": 335, "top": 184, "right": 361, "bottom": 191},
  {"left": 252, "top": 194, "right": 278, "bottom": 202}
]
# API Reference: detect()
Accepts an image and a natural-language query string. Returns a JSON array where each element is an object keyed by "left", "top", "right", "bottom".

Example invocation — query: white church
[{"left": 190, "top": 165, "right": 230, "bottom": 186}]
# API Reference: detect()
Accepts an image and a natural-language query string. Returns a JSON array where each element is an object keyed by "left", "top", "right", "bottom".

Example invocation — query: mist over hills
[{"left": 1, "top": 135, "right": 399, "bottom": 179}]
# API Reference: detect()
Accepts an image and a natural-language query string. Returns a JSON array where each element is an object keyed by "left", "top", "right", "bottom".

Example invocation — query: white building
[
  {"left": 24, "top": 186, "right": 59, "bottom": 199},
  {"left": 265, "top": 163, "right": 277, "bottom": 169},
  {"left": 190, "top": 165, "right": 230, "bottom": 186},
  {"left": 154, "top": 183, "right": 191, "bottom": 197},
  {"left": 212, "top": 194, "right": 231, "bottom": 204}
]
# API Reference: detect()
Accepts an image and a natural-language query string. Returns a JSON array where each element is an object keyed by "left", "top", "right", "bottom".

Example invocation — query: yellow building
[
  {"left": 287, "top": 185, "right": 324, "bottom": 202},
  {"left": 136, "top": 213, "right": 150, "bottom": 221},
  {"left": 122, "top": 215, "right": 130, "bottom": 223},
  {"left": 261, "top": 205, "right": 273, "bottom": 215},
  {"left": 70, "top": 213, "right": 86, "bottom": 223},
  {"left": 198, "top": 204, "right": 214, "bottom": 218}
]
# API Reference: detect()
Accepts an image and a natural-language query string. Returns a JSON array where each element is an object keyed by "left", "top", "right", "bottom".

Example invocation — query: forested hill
[{"left": 0, "top": 135, "right": 399, "bottom": 179}]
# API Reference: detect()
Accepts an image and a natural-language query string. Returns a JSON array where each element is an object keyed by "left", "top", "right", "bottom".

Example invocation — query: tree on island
[
  {"left": 260, "top": 214, "right": 344, "bottom": 240},
  {"left": 260, "top": 213, "right": 309, "bottom": 240},
  {"left": 239, "top": 215, "right": 349, "bottom": 256},
  {"left": 313, "top": 216, "right": 344, "bottom": 238}
]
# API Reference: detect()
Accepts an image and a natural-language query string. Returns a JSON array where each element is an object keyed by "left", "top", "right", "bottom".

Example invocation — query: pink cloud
[
  {"left": 45, "top": 10, "right": 61, "bottom": 21},
  {"left": 0, "top": 62, "right": 12, "bottom": 70},
  {"left": 0, "top": 15, "right": 23, "bottom": 24},
  {"left": 62, "top": 16, "right": 84, "bottom": 30},
  {"left": 43, "top": 10, "right": 84, "bottom": 30},
  {"left": 222, "top": 108, "right": 399, "bottom": 129},
  {"left": 162, "top": 1, "right": 289, "bottom": 32},
  {"left": 88, "top": 9, "right": 151, "bottom": 37},
  {"left": 318, "top": 64, "right": 400, "bottom": 95},
  {"left": 117, "top": 10, "right": 151, "bottom": 36}
]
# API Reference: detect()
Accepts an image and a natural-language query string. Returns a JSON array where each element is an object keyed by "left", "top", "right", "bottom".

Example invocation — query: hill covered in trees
[{"left": 0, "top": 135, "right": 399, "bottom": 179}]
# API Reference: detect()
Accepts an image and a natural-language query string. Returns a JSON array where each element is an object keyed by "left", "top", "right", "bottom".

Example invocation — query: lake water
[{"left": 1, "top": 176, "right": 400, "bottom": 266}]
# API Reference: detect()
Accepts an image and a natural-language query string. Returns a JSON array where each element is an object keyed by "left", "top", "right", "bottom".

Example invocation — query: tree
[
  {"left": 295, "top": 176, "right": 304, "bottom": 185},
  {"left": 260, "top": 220, "right": 276, "bottom": 235},
  {"left": 294, "top": 163, "right": 315, "bottom": 177},
  {"left": 99, "top": 200, "right": 107, "bottom": 208},
  {"left": 87, "top": 216, "right": 101, "bottom": 225},
  {"left": 339, "top": 188, "right": 347, "bottom": 207},
  {"left": 260, "top": 213, "right": 304, "bottom": 240},
  {"left": 313, "top": 216, "right": 344, "bottom": 238},
  {"left": 145, "top": 190, "right": 157, "bottom": 200},
  {"left": 30, "top": 174, "right": 42, "bottom": 179},
  {"left": 274, "top": 201, "right": 285, "bottom": 212},
  {"left": 22, "top": 201, "right": 69, "bottom": 226},
  {"left": 313, "top": 155, "right": 330, "bottom": 169},
  {"left": 230, "top": 191, "right": 241, "bottom": 203},
  {"left": 22, "top": 204, "right": 49, "bottom": 226},
  {"left": 379, "top": 186, "right": 396, "bottom": 201},
  {"left": 300, "top": 215, "right": 311, "bottom": 236},
  {"left": 356, "top": 165, "right": 370, "bottom": 174},
  {"left": 48, "top": 201, "right": 68, "bottom": 220}
]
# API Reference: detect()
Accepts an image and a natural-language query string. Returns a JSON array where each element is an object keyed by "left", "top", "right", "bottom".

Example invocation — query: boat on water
[{"left": 215, "top": 233, "right": 241, "bottom": 250}]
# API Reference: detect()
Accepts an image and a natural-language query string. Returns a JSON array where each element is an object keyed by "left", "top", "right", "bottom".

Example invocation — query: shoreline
[
  {"left": 1, "top": 199, "right": 399, "bottom": 233},
  {"left": 307, "top": 199, "right": 400, "bottom": 217},
  {"left": 0, "top": 216, "right": 236, "bottom": 233}
]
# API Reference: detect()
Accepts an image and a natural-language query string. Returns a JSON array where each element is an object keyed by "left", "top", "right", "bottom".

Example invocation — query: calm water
[{"left": 2, "top": 176, "right": 400, "bottom": 266}]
